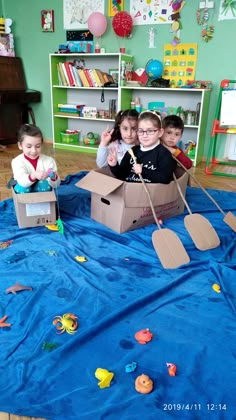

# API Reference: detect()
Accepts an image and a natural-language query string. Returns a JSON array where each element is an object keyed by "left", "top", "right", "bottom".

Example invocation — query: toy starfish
[{"left": 0, "top": 315, "right": 11, "bottom": 327}]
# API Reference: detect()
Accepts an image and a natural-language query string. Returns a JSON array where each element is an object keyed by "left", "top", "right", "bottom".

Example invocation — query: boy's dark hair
[
  {"left": 162, "top": 115, "right": 184, "bottom": 133},
  {"left": 17, "top": 124, "right": 44, "bottom": 144},
  {"left": 110, "top": 109, "right": 139, "bottom": 143}
]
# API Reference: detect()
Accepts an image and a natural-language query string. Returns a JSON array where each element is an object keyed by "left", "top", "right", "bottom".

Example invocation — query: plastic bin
[{"left": 60, "top": 131, "right": 80, "bottom": 144}]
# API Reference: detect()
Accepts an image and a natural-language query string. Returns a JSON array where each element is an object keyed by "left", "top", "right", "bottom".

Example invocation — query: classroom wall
[{"left": 2, "top": 0, "right": 236, "bottom": 158}]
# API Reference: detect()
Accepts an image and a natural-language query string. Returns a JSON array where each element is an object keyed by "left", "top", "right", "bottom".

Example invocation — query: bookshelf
[
  {"left": 49, "top": 53, "right": 133, "bottom": 153},
  {"left": 49, "top": 53, "right": 211, "bottom": 165},
  {"left": 120, "top": 86, "right": 211, "bottom": 166}
]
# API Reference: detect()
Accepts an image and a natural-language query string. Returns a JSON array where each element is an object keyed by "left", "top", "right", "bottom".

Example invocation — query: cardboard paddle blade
[
  {"left": 184, "top": 214, "right": 220, "bottom": 251},
  {"left": 152, "top": 228, "right": 190, "bottom": 269},
  {"left": 223, "top": 212, "right": 236, "bottom": 233}
]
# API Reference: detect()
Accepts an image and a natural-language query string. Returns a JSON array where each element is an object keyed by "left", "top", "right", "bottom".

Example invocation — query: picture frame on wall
[
  {"left": 41, "top": 10, "right": 54, "bottom": 32},
  {"left": 109, "top": 69, "right": 119, "bottom": 83},
  {"left": 108, "top": 0, "right": 124, "bottom": 17}
]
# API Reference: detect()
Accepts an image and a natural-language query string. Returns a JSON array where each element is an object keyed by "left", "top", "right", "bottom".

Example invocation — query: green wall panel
[{"left": 2, "top": 0, "right": 235, "bottom": 159}]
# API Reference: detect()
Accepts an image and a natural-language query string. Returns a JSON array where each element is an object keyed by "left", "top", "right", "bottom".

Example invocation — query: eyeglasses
[{"left": 137, "top": 129, "right": 158, "bottom": 136}]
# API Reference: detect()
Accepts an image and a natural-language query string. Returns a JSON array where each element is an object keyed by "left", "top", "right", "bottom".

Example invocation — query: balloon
[
  {"left": 112, "top": 11, "right": 132, "bottom": 38},
  {"left": 87, "top": 12, "right": 107, "bottom": 38}
]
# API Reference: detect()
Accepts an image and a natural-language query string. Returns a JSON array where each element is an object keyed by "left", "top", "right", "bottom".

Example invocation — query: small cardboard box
[
  {"left": 12, "top": 188, "right": 56, "bottom": 228},
  {"left": 76, "top": 167, "right": 189, "bottom": 233}
]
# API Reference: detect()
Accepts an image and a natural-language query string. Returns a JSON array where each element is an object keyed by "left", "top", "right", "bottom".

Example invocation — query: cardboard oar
[
  {"left": 172, "top": 156, "right": 236, "bottom": 233},
  {"left": 128, "top": 149, "right": 190, "bottom": 269},
  {"left": 173, "top": 174, "right": 220, "bottom": 251}
]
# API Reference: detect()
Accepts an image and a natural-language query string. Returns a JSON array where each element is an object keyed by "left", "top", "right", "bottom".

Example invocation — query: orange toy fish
[
  {"left": 166, "top": 363, "right": 177, "bottom": 376},
  {"left": 134, "top": 328, "right": 153, "bottom": 344}
]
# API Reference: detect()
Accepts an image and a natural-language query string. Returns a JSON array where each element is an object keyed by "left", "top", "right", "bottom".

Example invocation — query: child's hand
[
  {"left": 100, "top": 126, "right": 114, "bottom": 146},
  {"left": 47, "top": 168, "right": 56, "bottom": 179},
  {"left": 107, "top": 149, "right": 117, "bottom": 166},
  {"left": 132, "top": 163, "right": 142, "bottom": 175},
  {"left": 33, "top": 170, "right": 48, "bottom": 181}
]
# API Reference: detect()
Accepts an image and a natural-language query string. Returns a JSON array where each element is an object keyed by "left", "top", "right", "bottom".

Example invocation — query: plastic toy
[
  {"left": 166, "top": 363, "right": 177, "bottom": 376},
  {"left": 0, "top": 240, "right": 12, "bottom": 249},
  {"left": 52, "top": 313, "right": 78, "bottom": 334},
  {"left": 6, "top": 251, "right": 26, "bottom": 263},
  {"left": 83, "top": 132, "right": 99, "bottom": 145},
  {"left": 134, "top": 328, "right": 153, "bottom": 344},
  {"left": 212, "top": 283, "right": 221, "bottom": 293},
  {"left": 135, "top": 374, "right": 153, "bottom": 394},
  {"left": 42, "top": 342, "right": 59, "bottom": 352},
  {"left": 0, "top": 315, "right": 11, "bottom": 328},
  {"left": 47, "top": 168, "right": 56, "bottom": 179},
  {"left": 74, "top": 255, "right": 87, "bottom": 263},
  {"left": 125, "top": 361, "right": 137, "bottom": 373},
  {"left": 5, "top": 282, "right": 32, "bottom": 294},
  {"left": 94, "top": 368, "right": 114, "bottom": 389}
]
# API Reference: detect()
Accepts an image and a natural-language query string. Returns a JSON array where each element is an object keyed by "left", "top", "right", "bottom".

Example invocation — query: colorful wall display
[
  {"left": 130, "top": 0, "right": 173, "bottom": 25},
  {"left": 218, "top": 0, "right": 236, "bottom": 20},
  {"left": 108, "top": 0, "right": 124, "bottom": 17},
  {"left": 163, "top": 43, "right": 197, "bottom": 88}
]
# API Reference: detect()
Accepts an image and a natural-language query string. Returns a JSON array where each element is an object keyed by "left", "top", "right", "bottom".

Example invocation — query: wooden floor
[
  {"left": 0, "top": 142, "right": 236, "bottom": 420},
  {"left": 0, "top": 142, "right": 236, "bottom": 202}
]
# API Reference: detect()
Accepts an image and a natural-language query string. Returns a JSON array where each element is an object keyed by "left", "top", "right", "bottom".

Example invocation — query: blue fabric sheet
[{"left": 0, "top": 171, "right": 236, "bottom": 420}]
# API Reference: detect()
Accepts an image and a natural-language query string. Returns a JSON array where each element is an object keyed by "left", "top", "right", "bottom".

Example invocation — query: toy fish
[
  {"left": 134, "top": 328, "right": 153, "bottom": 344},
  {"left": 5, "top": 282, "right": 33, "bottom": 295},
  {"left": 212, "top": 283, "right": 221, "bottom": 293},
  {"left": 42, "top": 342, "right": 59, "bottom": 352},
  {"left": 125, "top": 361, "right": 137, "bottom": 373},
  {"left": 6, "top": 251, "right": 26, "bottom": 263},
  {"left": 0, "top": 240, "right": 12, "bottom": 249},
  {"left": 45, "top": 224, "right": 59, "bottom": 231},
  {"left": 0, "top": 315, "right": 11, "bottom": 328},
  {"left": 74, "top": 255, "right": 87, "bottom": 263},
  {"left": 166, "top": 363, "right": 177, "bottom": 376}
]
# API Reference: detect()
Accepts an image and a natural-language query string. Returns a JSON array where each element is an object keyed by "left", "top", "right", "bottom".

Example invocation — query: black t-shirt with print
[{"left": 109, "top": 144, "right": 176, "bottom": 184}]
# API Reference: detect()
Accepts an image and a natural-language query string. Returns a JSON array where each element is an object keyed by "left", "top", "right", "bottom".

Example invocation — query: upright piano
[{"left": 0, "top": 56, "right": 41, "bottom": 144}]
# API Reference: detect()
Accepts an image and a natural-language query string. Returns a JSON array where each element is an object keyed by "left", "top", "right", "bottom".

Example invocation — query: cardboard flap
[
  {"left": 15, "top": 190, "right": 56, "bottom": 204},
  {"left": 76, "top": 170, "right": 124, "bottom": 196}
]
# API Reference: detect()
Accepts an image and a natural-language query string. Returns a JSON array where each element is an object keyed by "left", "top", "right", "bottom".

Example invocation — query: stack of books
[
  {"left": 57, "top": 104, "right": 85, "bottom": 117},
  {"left": 57, "top": 62, "right": 115, "bottom": 88}
]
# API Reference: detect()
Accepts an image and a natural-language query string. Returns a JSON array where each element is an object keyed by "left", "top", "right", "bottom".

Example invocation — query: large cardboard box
[
  {"left": 76, "top": 167, "right": 189, "bottom": 233},
  {"left": 12, "top": 188, "right": 56, "bottom": 228}
]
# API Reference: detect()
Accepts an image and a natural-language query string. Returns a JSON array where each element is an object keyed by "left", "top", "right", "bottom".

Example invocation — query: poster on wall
[
  {"left": 218, "top": 0, "right": 236, "bottom": 20},
  {"left": 130, "top": 0, "right": 173, "bottom": 25},
  {"left": 63, "top": 0, "right": 105, "bottom": 29},
  {"left": 163, "top": 43, "right": 197, "bottom": 88}
]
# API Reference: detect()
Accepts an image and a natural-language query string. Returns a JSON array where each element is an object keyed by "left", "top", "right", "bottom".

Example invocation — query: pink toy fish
[{"left": 5, "top": 282, "right": 33, "bottom": 295}]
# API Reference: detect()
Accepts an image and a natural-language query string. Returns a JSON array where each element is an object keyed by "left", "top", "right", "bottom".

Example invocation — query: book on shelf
[
  {"left": 71, "top": 66, "right": 82, "bottom": 87},
  {"left": 77, "top": 69, "right": 90, "bottom": 87},
  {"left": 91, "top": 69, "right": 104, "bottom": 87},
  {"left": 57, "top": 63, "right": 67, "bottom": 86},
  {"left": 63, "top": 61, "right": 75, "bottom": 86},
  {"left": 83, "top": 68, "right": 94, "bottom": 87}
]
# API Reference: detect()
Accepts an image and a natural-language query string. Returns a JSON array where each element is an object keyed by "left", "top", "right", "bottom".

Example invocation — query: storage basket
[{"left": 60, "top": 131, "right": 80, "bottom": 144}]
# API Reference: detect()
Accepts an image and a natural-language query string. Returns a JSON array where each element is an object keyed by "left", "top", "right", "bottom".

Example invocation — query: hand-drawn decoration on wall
[
  {"left": 218, "top": 0, "right": 236, "bottom": 20},
  {"left": 169, "top": 0, "right": 186, "bottom": 46},
  {"left": 147, "top": 27, "right": 156, "bottom": 48},
  {"left": 108, "top": 0, "right": 124, "bottom": 17},
  {"left": 196, "top": 7, "right": 214, "bottom": 41},
  {"left": 41, "top": 10, "right": 54, "bottom": 32},
  {"left": 63, "top": 0, "right": 104, "bottom": 29},
  {"left": 130, "top": 0, "right": 174, "bottom": 25}
]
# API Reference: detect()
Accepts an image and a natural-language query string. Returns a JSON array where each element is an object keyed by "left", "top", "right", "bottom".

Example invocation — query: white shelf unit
[
  {"left": 120, "top": 86, "right": 211, "bottom": 166},
  {"left": 49, "top": 53, "right": 133, "bottom": 153}
]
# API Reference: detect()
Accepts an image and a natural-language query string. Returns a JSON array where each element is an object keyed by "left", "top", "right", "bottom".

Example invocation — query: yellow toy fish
[
  {"left": 212, "top": 283, "right": 221, "bottom": 293},
  {"left": 74, "top": 256, "right": 87, "bottom": 263}
]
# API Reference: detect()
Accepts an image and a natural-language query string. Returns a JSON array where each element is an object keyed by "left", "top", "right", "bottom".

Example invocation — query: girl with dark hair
[{"left": 96, "top": 109, "right": 139, "bottom": 168}]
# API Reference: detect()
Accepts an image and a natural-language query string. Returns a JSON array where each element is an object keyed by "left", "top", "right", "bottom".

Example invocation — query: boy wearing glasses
[{"left": 108, "top": 111, "right": 176, "bottom": 183}]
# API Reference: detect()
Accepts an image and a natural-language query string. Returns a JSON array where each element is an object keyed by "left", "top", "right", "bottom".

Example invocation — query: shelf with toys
[
  {"left": 49, "top": 52, "right": 133, "bottom": 153},
  {"left": 120, "top": 86, "right": 211, "bottom": 166}
]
